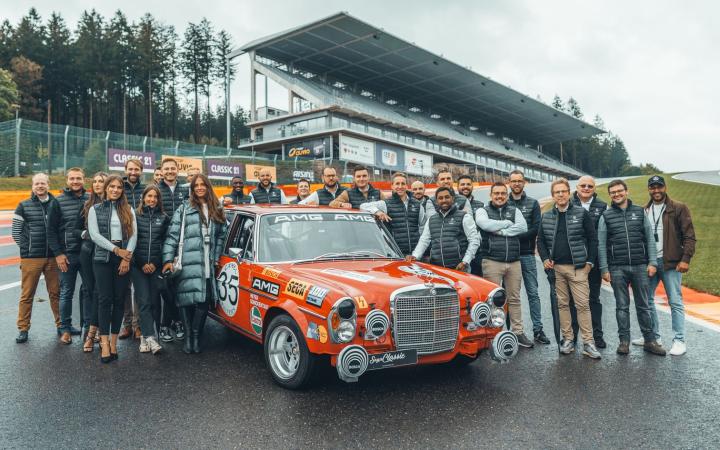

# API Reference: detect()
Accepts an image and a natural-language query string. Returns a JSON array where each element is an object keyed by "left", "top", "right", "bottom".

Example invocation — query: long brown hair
[
  {"left": 189, "top": 173, "right": 225, "bottom": 225},
  {"left": 104, "top": 175, "right": 134, "bottom": 238},
  {"left": 83, "top": 171, "right": 108, "bottom": 226},
  {"left": 136, "top": 185, "right": 164, "bottom": 216}
]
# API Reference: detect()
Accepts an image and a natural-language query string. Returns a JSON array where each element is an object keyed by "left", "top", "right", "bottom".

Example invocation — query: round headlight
[
  {"left": 490, "top": 308, "right": 505, "bottom": 328},
  {"left": 337, "top": 299, "right": 356, "bottom": 320},
  {"left": 488, "top": 288, "right": 506, "bottom": 308},
  {"left": 336, "top": 320, "right": 356, "bottom": 342},
  {"left": 471, "top": 302, "right": 491, "bottom": 327}
]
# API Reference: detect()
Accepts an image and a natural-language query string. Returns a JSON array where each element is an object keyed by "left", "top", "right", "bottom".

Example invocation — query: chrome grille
[{"left": 391, "top": 287, "right": 459, "bottom": 355}]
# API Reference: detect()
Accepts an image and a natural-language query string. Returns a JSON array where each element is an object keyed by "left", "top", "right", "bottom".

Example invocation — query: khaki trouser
[
  {"left": 554, "top": 264, "right": 594, "bottom": 345},
  {"left": 482, "top": 259, "right": 523, "bottom": 334},
  {"left": 17, "top": 257, "right": 61, "bottom": 331}
]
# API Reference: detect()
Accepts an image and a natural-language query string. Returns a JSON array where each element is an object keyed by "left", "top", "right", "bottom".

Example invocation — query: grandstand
[{"left": 230, "top": 12, "right": 603, "bottom": 182}]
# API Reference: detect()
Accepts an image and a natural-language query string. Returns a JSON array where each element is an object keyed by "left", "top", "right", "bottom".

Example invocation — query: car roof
[{"left": 224, "top": 204, "right": 374, "bottom": 216}]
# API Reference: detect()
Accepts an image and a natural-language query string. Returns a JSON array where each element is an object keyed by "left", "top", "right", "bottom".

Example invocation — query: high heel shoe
[{"left": 100, "top": 341, "right": 112, "bottom": 364}]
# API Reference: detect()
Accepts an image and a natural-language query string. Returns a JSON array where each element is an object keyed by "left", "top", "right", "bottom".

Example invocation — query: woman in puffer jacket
[{"left": 162, "top": 174, "right": 226, "bottom": 354}]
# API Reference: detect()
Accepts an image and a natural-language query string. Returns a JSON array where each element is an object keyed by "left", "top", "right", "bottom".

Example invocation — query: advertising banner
[
  {"left": 245, "top": 164, "right": 277, "bottom": 182},
  {"left": 404, "top": 150, "right": 433, "bottom": 176},
  {"left": 292, "top": 170, "right": 315, "bottom": 182},
  {"left": 206, "top": 159, "right": 245, "bottom": 181},
  {"left": 107, "top": 148, "right": 155, "bottom": 173},
  {"left": 339, "top": 134, "right": 375, "bottom": 165},
  {"left": 285, "top": 138, "right": 327, "bottom": 159},
  {"left": 161, "top": 155, "right": 203, "bottom": 176},
  {"left": 375, "top": 143, "right": 405, "bottom": 171}
]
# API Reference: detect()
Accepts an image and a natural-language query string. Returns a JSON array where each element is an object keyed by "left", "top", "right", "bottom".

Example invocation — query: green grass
[
  {"left": 595, "top": 175, "right": 720, "bottom": 296},
  {"left": 0, "top": 174, "right": 81, "bottom": 190}
]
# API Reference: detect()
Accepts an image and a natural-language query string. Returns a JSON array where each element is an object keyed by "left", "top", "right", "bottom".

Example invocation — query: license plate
[{"left": 366, "top": 349, "right": 418, "bottom": 371}]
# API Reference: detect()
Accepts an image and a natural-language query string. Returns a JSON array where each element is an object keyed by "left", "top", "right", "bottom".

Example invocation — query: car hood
[{"left": 273, "top": 259, "right": 498, "bottom": 310}]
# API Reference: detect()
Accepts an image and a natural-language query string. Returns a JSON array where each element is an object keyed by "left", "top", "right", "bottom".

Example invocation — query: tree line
[
  {"left": 542, "top": 95, "right": 660, "bottom": 177},
  {"left": 0, "top": 8, "right": 249, "bottom": 147}
]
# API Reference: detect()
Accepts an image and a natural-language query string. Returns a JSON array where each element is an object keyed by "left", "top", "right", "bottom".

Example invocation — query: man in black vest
[
  {"left": 598, "top": 179, "right": 665, "bottom": 356},
  {"left": 249, "top": 167, "right": 287, "bottom": 204},
  {"left": 537, "top": 179, "right": 601, "bottom": 359},
  {"left": 299, "top": 166, "right": 346, "bottom": 205},
  {"left": 48, "top": 167, "right": 89, "bottom": 343},
  {"left": 330, "top": 166, "right": 381, "bottom": 209},
  {"left": 13, "top": 173, "right": 61, "bottom": 343},
  {"left": 409, "top": 186, "right": 479, "bottom": 270},
  {"left": 156, "top": 158, "right": 189, "bottom": 342},
  {"left": 411, "top": 181, "right": 429, "bottom": 210},
  {"left": 361, "top": 172, "right": 425, "bottom": 256},
  {"left": 571, "top": 175, "right": 608, "bottom": 347},
  {"left": 153, "top": 167, "right": 163, "bottom": 185},
  {"left": 457, "top": 175, "right": 485, "bottom": 278},
  {"left": 425, "top": 168, "right": 470, "bottom": 219},
  {"left": 507, "top": 170, "right": 549, "bottom": 345},
  {"left": 290, "top": 178, "right": 311, "bottom": 204},
  {"left": 223, "top": 176, "right": 251, "bottom": 205},
  {"left": 476, "top": 182, "right": 533, "bottom": 348}
]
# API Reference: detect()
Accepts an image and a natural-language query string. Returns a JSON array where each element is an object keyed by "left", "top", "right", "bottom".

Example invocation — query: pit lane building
[{"left": 232, "top": 12, "right": 603, "bottom": 182}]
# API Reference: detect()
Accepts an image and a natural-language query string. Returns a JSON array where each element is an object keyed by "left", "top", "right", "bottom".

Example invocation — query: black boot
[
  {"left": 178, "top": 307, "right": 193, "bottom": 354},
  {"left": 191, "top": 304, "right": 208, "bottom": 354}
]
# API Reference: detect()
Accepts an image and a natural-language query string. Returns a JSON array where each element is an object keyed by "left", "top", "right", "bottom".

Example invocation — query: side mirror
[{"left": 228, "top": 247, "right": 242, "bottom": 258}]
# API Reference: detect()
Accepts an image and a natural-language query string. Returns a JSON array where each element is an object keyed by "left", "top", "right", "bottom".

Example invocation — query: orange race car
[{"left": 211, "top": 205, "right": 518, "bottom": 389}]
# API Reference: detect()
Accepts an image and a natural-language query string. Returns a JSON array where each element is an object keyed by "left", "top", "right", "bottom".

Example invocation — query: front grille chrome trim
[{"left": 390, "top": 284, "right": 459, "bottom": 355}]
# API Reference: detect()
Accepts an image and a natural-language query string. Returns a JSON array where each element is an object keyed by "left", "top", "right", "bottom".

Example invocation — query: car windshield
[{"left": 257, "top": 212, "right": 403, "bottom": 262}]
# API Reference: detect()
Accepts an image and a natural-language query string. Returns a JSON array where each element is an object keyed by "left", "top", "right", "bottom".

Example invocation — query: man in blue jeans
[
  {"left": 48, "top": 167, "right": 89, "bottom": 344},
  {"left": 507, "top": 170, "right": 549, "bottom": 344},
  {"left": 598, "top": 179, "right": 665, "bottom": 356},
  {"left": 633, "top": 175, "right": 696, "bottom": 356}
]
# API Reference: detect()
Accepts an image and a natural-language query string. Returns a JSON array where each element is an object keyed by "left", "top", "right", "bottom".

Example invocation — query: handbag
[{"left": 170, "top": 205, "right": 186, "bottom": 277}]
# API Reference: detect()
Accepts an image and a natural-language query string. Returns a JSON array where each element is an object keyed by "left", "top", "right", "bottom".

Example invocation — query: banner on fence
[
  {"left": 285, "top": 138, "right": 327, "bottom": 159},
  {"left": 404, "top": 150, "right": 433, "bottom": 176},
  {"left": 375, "top": 143, "right": 405, "bottom": 171},
  {"left": 339, "top": 134, "right": 375, "bottom": 165},
  {"left": 206, "top": 159, "right": 245, "bottom": 181},
  {"left": 107, "top": 148, "right": 156, "bottom": 173},
  {"left": 245, "top": 164, "right": 277, "bottom": 182},
  {"left": 161, "top": 155, "right": 202, "bottom": 177}
]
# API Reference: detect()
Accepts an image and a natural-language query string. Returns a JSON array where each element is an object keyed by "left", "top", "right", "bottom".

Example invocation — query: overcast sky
[{"left": 3, "top": 0, "right": 718, "bottom": 171}]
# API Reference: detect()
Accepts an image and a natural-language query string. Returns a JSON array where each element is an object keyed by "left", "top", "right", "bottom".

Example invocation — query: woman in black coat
[
  {"left": 77, "top": 171, "right": 107, "bottom": 352},
  {"left": 131, "top": 185, "right": 170, "bottom": 355}
]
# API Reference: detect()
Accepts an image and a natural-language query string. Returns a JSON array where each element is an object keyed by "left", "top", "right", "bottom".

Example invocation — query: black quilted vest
[
  {"left": 540, "top": 205, "right": 589, "bottom": 268},
  {"left": 479, "top": 204, "right": 521, "bottom": 262},
  {"left": 251, "top": 184, "right": 283, "bottom": 204},
  {"left": 385, "top": 193, "right": 422, "bottom": 255},
  {"left": 17, "top": 193, "right": 57, "bottom": 258},
  {"left": 55, "top": 188, "right": 88, "bottom": 254},
  {"left": 572, "top": 192, "right": 607, "bottom": 230},
  {"left": 92, "top": 201, "right": 130, "bottom": 263},
  {"left": 134, "top": 205, "right": 170, "bottom": 268},
  {"left": 428, "top": 205, "right": 468, "bottom": 268},
  {"left": 316, "top": 185, "right": 348, "bottom": 206},
  {"left": 347, "top": 185, "right": 382, "bottom": 209},
  {"left": 158, "top": 180, "right": 189, "bottom": 216},
  {"left": 226, "top": 190, "right": 251, "bottom": 205},
  {"left": 602, "top": 201, "right": 648, "bottom": 266},
  {"left": 123, "top": 178, "right": 146, "bottom": 209},
  {"left": 507, "top": 192, "right": 539, "bottom": 255}
]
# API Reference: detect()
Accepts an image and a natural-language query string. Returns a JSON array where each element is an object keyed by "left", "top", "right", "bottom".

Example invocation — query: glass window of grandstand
[
  {"left": 384, "top": 129, "right": 398, "bottom": 140},
  {"left": 415, "top": 137, "right": 426, "bottom": 148},
  {"left": 428, "top": 142, "right": 439, "bottom": 151},
  {"left": 331, "top": 115, "right": 348, "bottom": 129},
  {"left": 368, "top": 124, "right": 382, "bottom": 136},
  {"left": 441, "top": 145, "right": 452, "bottom": 155}
]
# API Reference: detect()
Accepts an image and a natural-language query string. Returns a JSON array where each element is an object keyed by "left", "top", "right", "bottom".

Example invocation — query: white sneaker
[
  {"left": 146, "top": 336, "right": 162, "bottom": 355},
  {"left": 632, "top": 337, "right": 662, "bottom": 347},
  {"left": 139, "top": 337, "right": 150, "bottom": 353},
  {"left": 669, "top": 340, "right": 686, "bottom": 356}
]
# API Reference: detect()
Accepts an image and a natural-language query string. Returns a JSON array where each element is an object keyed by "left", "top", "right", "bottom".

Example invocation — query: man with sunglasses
[
  {"left": 223, "top": 176, "right": 251, "bottom": 205},
  {"left": 636, "top": 175, "right": 695, "bottom": 356},
  {"left": 571, "top": 175, "right": 608, "bottom": 348},
  {"left": 598, "top": 179, "right": 665, "bottom": 356}
]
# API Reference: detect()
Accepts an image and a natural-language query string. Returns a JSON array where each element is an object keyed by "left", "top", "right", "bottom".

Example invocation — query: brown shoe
[
  {"left": 118, "top": 326, "right": 132, "bottom": 340},
  {"left": 616, "top": 341, "right": 629, "bottom": 355},
  {"left": 134, "top": 327, "right": 142, "bottom": 340},
  {"left": 59, "top": 331, "right": 72, "bottom": 345},
  {"left": 643, "top": 340, "right": 667, "bottom": 356}
]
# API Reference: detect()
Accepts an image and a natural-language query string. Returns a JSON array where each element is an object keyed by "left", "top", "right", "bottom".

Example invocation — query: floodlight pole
[{"left": 225, "top": 49, "right": 246, "bottom": 152}]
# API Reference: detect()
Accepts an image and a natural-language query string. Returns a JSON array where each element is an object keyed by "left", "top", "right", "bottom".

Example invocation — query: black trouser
[
  {"left": 130, "top": 266, "right": 162, "bottom": 337},
  {"left": 161, "top": 279, "right": 178, "bottom": 328},
  {"left": 94, "top": 253, "right": 131, "bottom": 335},
  {"left": 470, "top": 254, "right": 483, "bottom": 277},
  {"left": 79, "top": 244, "right": 98, "bottom": 328}
]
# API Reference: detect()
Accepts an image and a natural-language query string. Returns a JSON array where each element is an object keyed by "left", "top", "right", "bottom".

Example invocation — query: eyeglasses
[
  {"left": 509, "top": 180, "right": 524, "bottom": 184},
  {"left": 552, "top": 189, "right": 570, "bottom": 195},
  {"left": 579, "top": 184, "right": 594, "bottom": 188},
  {"left": 609, "top": 190, "right": 626, "bottom": 196},
  {"left": 492, "top": 192, "right": 508, "bottom": 196}
]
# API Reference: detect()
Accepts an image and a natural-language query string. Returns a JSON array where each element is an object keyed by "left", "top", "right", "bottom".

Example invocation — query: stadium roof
[{"left": 238, "top": 12, "right": 604, "bottom": 145}]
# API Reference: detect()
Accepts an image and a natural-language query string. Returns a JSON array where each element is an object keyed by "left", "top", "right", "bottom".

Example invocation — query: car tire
[{"left": 264, "top": 314, "right": 317, "bottom": 390}]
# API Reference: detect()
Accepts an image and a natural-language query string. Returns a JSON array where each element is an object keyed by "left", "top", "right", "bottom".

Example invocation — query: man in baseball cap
[{"left": 635, "top": 174, "right": 696, "bottom": 356}]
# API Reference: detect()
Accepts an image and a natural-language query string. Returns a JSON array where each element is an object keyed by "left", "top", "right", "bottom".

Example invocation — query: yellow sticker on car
[
  {"left": 354, "top": 296, "right": 369, "bottom": 309},
  {"left": 284, "top": 278, "right": 310, "bottom": 300}
]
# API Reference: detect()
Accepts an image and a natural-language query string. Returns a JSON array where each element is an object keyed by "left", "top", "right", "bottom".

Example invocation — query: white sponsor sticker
[{"left": 321, "top": 268, "right": 374, "bottom": 282}]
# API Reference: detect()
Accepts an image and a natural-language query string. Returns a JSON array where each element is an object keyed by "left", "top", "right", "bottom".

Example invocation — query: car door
[{"left": 216, "top": 213, "right": 256, "bottom": 333}]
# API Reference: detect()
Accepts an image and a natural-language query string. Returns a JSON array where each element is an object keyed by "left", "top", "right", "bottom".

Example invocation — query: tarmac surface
[
  {"left": 2, "top": 180, "right": 720, "bottom": 449},
  {"left": 673, "top": 170, "right": 720, "bottom": 186}
]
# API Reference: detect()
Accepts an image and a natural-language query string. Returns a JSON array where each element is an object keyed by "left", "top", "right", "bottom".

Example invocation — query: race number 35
[{"left": 217, "top": 262, "right": 240, "bottom": 317}]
